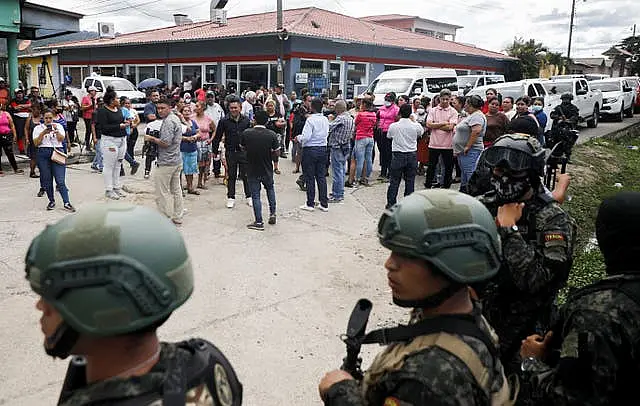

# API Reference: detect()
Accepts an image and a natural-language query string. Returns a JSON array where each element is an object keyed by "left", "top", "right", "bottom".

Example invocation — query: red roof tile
[{"left": 45, "top": 7, "right": 512, "bottom": 60}]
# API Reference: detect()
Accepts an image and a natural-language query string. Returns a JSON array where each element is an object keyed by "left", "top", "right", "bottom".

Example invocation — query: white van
[
  {"left": 458, "top": 74, "right": 505, "bottom": 94},
  {"left": 366, "top": 68, "right": 458, "bottom": 106},
  {"left": 68, "top": 74, "right": 148, "bottom": 114}
]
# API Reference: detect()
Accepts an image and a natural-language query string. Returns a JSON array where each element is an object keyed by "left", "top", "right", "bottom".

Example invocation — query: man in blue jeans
[
  {"left": 327, "top": 100, "right": 354, "bottom": 203},
  {"left": 240, "top": 110, "right": 280, "bottom": 230},
  {"left": 386, "top": 104, "right": 424, "bottom": 209},
  {"left": 296, "top": 97, "right": 330, "bottom": 212}
]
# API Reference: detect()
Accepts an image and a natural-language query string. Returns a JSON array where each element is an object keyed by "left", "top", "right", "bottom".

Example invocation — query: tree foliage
[
  {"left": 505, "top": 37, "right": 550, "bottom": 79},
  {"left": 618, "top": 35, "right": 640, "bottom": 75}
]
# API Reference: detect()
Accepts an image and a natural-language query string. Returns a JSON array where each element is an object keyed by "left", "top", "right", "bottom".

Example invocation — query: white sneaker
[
  {"left": 113, "top": 188, "right": 127, "bottom": 198},
  {"left": 226, "top": 198, "right": 235, "bottom": 208},
  {"left": 246, "top": 197, "right": 253, "bottom": 207},
  {"left": 318, "top": 205, "right": 329, "bottom": 212},
  {"left": 105, "top": 190, "right": 120, "bottom": 200},
  {"left": 299, "top": 204, "right": 314, "bottom": 212}
]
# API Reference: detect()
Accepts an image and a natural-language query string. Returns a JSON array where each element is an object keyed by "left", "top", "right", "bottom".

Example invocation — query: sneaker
[
  {"left": 91, "top": 165, "right": 99, "bottom": 172},
  {"left": 172, "top": 218, "right": 183, "bottom": 225},
  {"left": 144, "top": 171, "right": 150, "bottom": 179},
  {"left": 46, "top": 201, "right": 55, "bottom": 211},
  {"left": 37, "top": 188, "right": 45, "bottom": 197},
  {"left": 131, "top": 161, "right": 140, "bottom": 175},
  {"left": 299, "top": 204, "right": 315, "bottom": 212},
  {"left": 318, "top": 205, "right": 329, "bottom": 212},
  {"left": 105, "top": 190, "right": 120, "bottom": 200},
  {"left": 247, "top": 222, "right": 265, "bottom": 231},
  {"left": 268, "top": 214, "right": 277, "bottom": 225},
  {"left": 345, "top": 181, "right": 354, "bottom": 188},
  {"left": 63, "top": 202, "right": 76, "bottom": 212},
  {"left": 328, "top": 197, "right": 344, "bottom": 204},
  {"left": 246, "top": 197, "right": 253, "bottom": 207},
  {"left": 296, "top": 178, "right": 306, "bottom": 191},
  {"left": 226, "top": 198, "right": 235, "bottom": 208},
  {"left": 113, "top": 189, "right": 127, "bottom": 198}
]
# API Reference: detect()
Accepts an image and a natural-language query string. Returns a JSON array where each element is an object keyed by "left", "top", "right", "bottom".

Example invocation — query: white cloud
[{"left": 38, "top": 0, "right": 640, "bottom": 58}]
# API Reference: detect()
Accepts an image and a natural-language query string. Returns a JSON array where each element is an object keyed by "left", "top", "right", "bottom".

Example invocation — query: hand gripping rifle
[{"left": 340, "top": 299, "right": 373, "bottom": 380}]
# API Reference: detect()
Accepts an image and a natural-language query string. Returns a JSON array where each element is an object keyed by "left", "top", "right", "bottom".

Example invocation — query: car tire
[
  {"left": 625, "top": 104, "right": 634, "bottom": 118},
  {"left": 587, "top": 105, "right": 599, "bottom": 128},
  {"left": 617, "top": 105, "right": 624, "bottom": 122}
]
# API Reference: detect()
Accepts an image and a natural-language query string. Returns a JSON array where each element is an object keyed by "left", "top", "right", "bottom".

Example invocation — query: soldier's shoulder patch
[
  {"left": 384, "top": 397, "right": 402, "bottom": 406},
  {"left": 544, "top": 233, "right": 565, "bottom": 242}
]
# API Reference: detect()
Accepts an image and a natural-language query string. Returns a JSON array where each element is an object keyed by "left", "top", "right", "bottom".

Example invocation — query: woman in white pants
[{"left": 97, "top": 86, "right": 130, "bottom": 200}]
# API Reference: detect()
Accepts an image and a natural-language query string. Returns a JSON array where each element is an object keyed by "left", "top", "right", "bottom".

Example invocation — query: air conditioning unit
[{"left": 98, "top": 22, "right": 115, "bottom": 39}]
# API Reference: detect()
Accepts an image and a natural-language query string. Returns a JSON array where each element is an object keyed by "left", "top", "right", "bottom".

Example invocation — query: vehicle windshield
[
  {"left": 457, "top": 77, "right": 477, "bottom": 88},
  {"left": 543, "top": 82, "right": 573, "bottom": 95},
  {"left": 368, "top": 78, "right": 413, "bottom": 94},
  {"left": 426, "top": 78, "right": 458, "bottom": 93},
  {"left": 486, "top": 77, "right": 505, "bottom": 85},
  {"left": 103, "top": 79, "right": 136, "bottom": 92},
  {"left": 590, "top": 82, "right": 621, "bottom": 92}
]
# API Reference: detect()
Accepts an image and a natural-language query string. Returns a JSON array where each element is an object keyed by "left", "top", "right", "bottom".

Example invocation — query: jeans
[
  {"left": 37, "top": 147, "right": 70, "bottom": 203},
  {"left": 154, "top": 164, "right": 184, "bottom": 221},
  {"left": 354, "top": 137, "right": 374, "bottom": 180},
  {"left": 458, "top": 148, "right": 482, "bottom": 193},
  {"left": 92, "top": 138, "right": 103, "bottom": 170},
  {"left": 387, "top": 151, "right": 417, "bottom": 208},
  {"left": 0, "top": 140, "right": 18, "bottom": 171},
  {"left": 226, "top": 150, "right": 250, "bottom": 199},
  {"left": 248, "top": 175, "right": 277, "bottom": 224},
  {"left": 377, "top": 132, "right": 392, "bottom": 177},
  {"left": 83, "top": 118, "right": 93, "bottom": 149},
  {"left": 127, "top": 127, "right": 138, "bottom": 158},
  {"left": 425, "top": 148, "right": 454, "bottom": 188},
  {"left": 330, "top": 144, "right": 349, "bottom": 199},
  {"left": 101, "top": 135, "right": 127, "bottom": 191},
  {"left": 302, "top": 146, "right": 328, "bottom": 208}
]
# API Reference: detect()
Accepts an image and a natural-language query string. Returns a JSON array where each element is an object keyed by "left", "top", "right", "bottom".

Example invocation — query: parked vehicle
[
  {"left": 590, "top": 78, "right": 635, "bottom": 121},
  {"left": 542, "top": 78, "right": 602, "bottom": 128},
  {"left": 68, "top": 74, "right": 147, "bottom": 114},
  {"left": 467, "top": 79, "right": 560, "bottom": 131},
  {"left": 366, "top": 68, "right": 458, "bottom": 106},
  {"left": 620, "top": 76, "right": 640, "bottom": 113},
  {"left": 458, "top": 74, "right": 505, "bottom": 94},
  {"left": 549, "top": 74, "right": 610, "bottom": 81}
]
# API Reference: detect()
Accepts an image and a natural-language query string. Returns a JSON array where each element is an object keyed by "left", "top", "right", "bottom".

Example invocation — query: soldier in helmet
[
  {"left": 519, "top": 191, "right": 640, "bottom": 405},
  {"left": 319, "top": 189, "right": 515, "bottom": 405},
  {"left": 478, "top": 134, "right": 576, "bottom": 374},
  {"left": 550, "top": 93, "right": 579, "bottom": 132},
  {"left": 26, "top": 203, "right": 242, "bottom": 405}
]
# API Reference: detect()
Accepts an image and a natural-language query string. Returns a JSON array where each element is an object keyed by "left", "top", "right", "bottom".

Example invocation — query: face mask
[
  {"left": 417, "top": 108, "right": 425, "bottom": 114},
  {"left": 384, "top": 101, "right": 392, "bottom": 107},
  {"left": 490, "top": 174, "right": 532, "bottom": 203},
  {"left": 532, "top": 105, "right": 543, "bottom": 112}
]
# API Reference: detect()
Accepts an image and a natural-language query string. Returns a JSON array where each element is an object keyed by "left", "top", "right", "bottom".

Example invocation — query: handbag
[{"left": 51, "top": 148, "right": 68, "bottom": 165}]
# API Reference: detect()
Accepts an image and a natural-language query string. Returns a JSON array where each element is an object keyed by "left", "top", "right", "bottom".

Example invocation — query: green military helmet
[
  {"left": 483, "top": 133, "right": 546, "bottom": 176},
  {"left": 378, "top": 189, "right": 502, "bottom": 284},
  {"left": 26, "top": 203, "right": 193, "bottom": 337}
]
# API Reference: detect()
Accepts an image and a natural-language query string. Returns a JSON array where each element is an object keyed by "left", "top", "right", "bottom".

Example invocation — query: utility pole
[
  {"left": 276, "top": 0, "right": 284, "bottom": 86},
  {"left": 566, "top": 0, "right": 577, "bottom": 72}
]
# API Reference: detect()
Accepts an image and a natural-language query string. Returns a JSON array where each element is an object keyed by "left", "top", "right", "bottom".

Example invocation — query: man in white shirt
[
  {"left": 386, "top": 104, "right": 424, "bottom": 209},
  {"left": 204, "top": 92, "right": 224, "bottom": 127},
  {"left": 296, "top": 97, "right": 330, "bottom": 212}
]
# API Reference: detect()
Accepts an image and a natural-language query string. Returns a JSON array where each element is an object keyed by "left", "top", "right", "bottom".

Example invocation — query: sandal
[
  {"left": 30, "top": 172, "right": 39, "bottom": 178},
  {"left": 0, "top": 171, "right": 4, "bottom": 177},
  {"left": 274, "top": 169, "right": 281, "bottom": 175},
  {"left": 14, "top": 169, "right": 24, "bottom": 174},
  {"left": 197, "top": 184, "right": 208, "bottom": 190},
  {"left": 187, "top": 189, "right": 201, "bottom": 195}
]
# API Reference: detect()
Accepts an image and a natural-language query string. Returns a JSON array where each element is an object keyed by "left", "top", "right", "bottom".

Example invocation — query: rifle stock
[{"left": 340, "top": 299, "right": 373, "bottom": 380}]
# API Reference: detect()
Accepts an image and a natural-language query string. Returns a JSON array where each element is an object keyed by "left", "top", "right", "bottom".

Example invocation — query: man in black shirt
[
  {"left": 212, "top": 98, "right": 252, "bottom": 209},
  {"left": 240, "top": 110, "right": 280, "bottom": 231}
]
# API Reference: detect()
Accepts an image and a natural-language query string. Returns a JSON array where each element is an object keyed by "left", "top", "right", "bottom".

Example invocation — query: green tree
[
  {"left": 545, "top": 51, "right": 566, "bottom": 76},
  {"left": 618, "top": 35, "right": 640, "bottom": 75},
  {"left": 505, "top": 37, "right": 549, "bottom": 79}
]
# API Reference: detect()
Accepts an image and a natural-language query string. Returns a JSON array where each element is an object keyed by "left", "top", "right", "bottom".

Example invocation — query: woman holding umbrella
[{"left": 138, "top": 78, "right": 165, "bottom": 91}]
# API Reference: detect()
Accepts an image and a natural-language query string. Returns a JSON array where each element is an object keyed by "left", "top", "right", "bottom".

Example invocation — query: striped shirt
[{"left": 328, "top": 112, "right": 355, "bottom": 147}]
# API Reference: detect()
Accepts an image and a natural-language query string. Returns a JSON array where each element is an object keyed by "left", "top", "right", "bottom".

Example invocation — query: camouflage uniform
[
  {"left": 325, "top": 307, "right": 507, "bottom": 406},
  {"left": 521, "top": 274, "right": 640, "bottom": 405},
  {"left": 482, "top": 186, "right": 576, "bottom": 370}
]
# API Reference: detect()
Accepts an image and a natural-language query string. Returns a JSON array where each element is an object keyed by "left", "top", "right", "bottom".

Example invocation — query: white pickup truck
[
  {"left": 68, "top": 75, "right": 148, "bottom": 115},
  {"left": 543, "top": 78, "right": 603, "bottom": 128},
  {"left": 589, "top": 78, "right": 635, "bottom": 121}
]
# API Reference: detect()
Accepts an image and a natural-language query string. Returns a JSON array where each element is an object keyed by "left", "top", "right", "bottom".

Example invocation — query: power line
[{"left": 84, "top": 0, "right": 158, "bottom": 16}]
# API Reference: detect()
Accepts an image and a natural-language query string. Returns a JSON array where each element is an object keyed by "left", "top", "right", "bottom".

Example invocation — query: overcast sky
[{"left": 35, "top": 0, "right": 639, "bottom": 58}]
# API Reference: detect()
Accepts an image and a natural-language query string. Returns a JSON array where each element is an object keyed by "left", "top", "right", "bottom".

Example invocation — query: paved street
[{"left": 0, "top": 116, "right": 637, "bottom": 405}]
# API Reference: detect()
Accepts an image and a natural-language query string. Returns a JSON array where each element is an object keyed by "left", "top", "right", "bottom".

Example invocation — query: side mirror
[
  {"left": 576, "top": 89, "right": 587, "bottom": 96},
  {"left": 623, "top": 86, "right": 632, "bottom": 92},
  {"left": 413, "top": 87, "right": 422, "bottom": 95}
]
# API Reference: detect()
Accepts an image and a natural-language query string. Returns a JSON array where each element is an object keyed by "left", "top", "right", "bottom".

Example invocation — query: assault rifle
[{"left": 340, "top": 298, "right": 373, "bottom": 380}]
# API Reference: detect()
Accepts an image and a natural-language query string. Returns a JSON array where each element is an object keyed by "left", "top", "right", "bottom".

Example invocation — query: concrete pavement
[{"left": 0, "top": 116, "right": 638, "bottom": 405}]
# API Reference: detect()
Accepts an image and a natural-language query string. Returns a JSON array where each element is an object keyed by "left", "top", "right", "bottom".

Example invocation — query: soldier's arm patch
[
  {"left": 384, "top": 397, "right": 411, "bottom": 406},
  {"left": 543, "top": 232, "right": 568, "bottom": 249}
]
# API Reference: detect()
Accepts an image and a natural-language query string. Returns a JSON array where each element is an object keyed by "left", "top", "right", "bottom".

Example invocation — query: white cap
[
  {"left": 0, "top": 77, "right": 4, "bottom": 82},
  {"left": 88, "top": 85, "right": 98, "bottom": 91}
]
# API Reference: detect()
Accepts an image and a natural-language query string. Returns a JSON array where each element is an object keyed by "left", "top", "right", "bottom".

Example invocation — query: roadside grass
[{"left": 558, "top": 134, "right": 640, "bottom": 301}]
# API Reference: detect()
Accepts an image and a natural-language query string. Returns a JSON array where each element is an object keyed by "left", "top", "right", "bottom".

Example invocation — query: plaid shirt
[{"left": 328, "top": 112, "right": 355, "bottom": 147}]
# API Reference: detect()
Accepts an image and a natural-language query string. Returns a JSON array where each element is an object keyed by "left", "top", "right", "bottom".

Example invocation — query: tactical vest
[
  {"left": 361, "top": 315, "right": 518, "bottom": 405},
  {"left": 58, "top": 339, "right": 242, "bottom": 406}
]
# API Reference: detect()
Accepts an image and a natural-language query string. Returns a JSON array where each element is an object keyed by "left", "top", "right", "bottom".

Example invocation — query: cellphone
[{"left": 46, "top": 124, "right": 53, "bottom": 130}]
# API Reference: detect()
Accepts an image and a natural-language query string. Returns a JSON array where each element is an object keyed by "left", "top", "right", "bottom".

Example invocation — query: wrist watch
[
  {"left": 521, "top": 356, "right": 537, "bottom": 373},
  {"left": 500, "top": 225, "right": 519, "bottom": 236}
]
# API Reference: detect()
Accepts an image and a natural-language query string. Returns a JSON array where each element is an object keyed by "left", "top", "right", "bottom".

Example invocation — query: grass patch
[{"left": 558, "top": 134, "right": 640, "bottom": 300}]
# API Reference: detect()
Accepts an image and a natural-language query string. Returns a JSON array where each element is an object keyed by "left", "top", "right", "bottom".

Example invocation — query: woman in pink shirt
[
  {"left": 194, "top": 101, "right": 214, "bottom": 190},
  {"left": 376, "top": 92, "right": 400, "bottom": 180},
  {"left": 353, "top": 98, "right": 377, "bottom": 186},
  {"left": 0, "top": 103, "right": 22, "bottom": 175}
]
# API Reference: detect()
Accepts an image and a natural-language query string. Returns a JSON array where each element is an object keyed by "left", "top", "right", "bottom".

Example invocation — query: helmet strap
[
  {"left": 393, "top": 283, "right": 464, "bottom": 309},
  {"left": 45, "top": 322, "right": 80, "bottom": 359}
]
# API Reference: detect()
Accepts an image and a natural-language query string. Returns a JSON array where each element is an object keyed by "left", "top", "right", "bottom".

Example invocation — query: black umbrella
[{"left": 138, "top": 78, "right": 165, "bottom": 89}]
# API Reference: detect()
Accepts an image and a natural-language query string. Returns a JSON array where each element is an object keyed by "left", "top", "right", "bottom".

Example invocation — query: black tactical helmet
[
  {"left": 482, "top": 134, "right": 546, "bottom": 176},
  {"left": 560, "top": 93, "right": 573, "bottom": 101}
]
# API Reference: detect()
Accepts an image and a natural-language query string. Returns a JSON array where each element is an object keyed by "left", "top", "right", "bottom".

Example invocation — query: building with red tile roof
[{"left": 43, "top": 7, "right": 517, "bottom": 99}]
